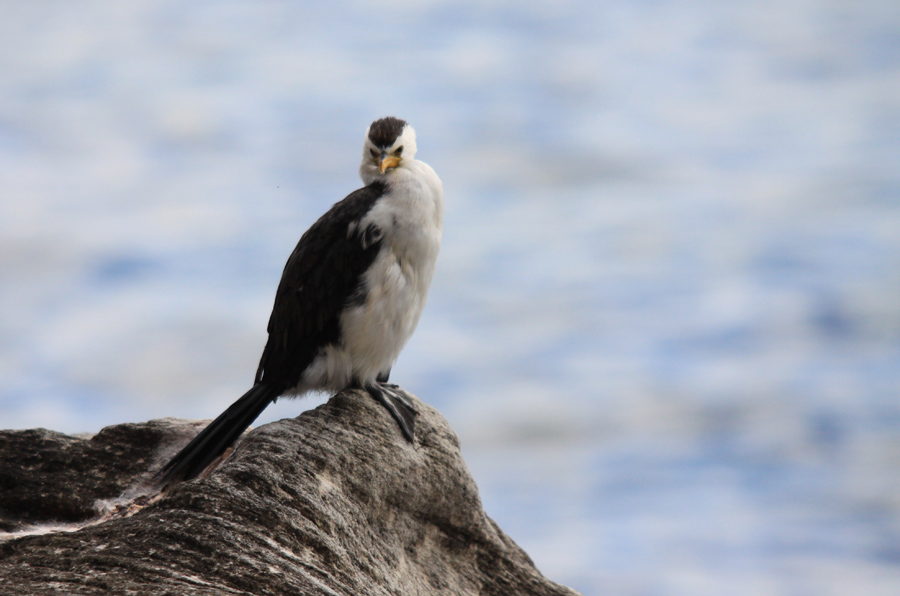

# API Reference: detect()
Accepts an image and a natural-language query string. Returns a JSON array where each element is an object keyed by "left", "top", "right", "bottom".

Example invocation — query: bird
[{"left": 156, "top": 116, "right": 443, "bottom": 486}]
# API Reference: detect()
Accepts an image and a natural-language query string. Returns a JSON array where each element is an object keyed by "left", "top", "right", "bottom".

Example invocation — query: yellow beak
[{"left": 378, "top": 155, "right": 401, "bottom": 173}]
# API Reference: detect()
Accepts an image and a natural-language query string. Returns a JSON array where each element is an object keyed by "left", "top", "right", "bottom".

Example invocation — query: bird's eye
[
  {"left": 395, "top": 146, "right": 403, "bottom": 155},
  {"left": 370, "top": 149, "right": 378, "bottom": 158}
]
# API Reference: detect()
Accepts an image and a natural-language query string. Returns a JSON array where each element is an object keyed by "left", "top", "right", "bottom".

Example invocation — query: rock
[
  {"left": 0, "top": 389, "right": 582, "bottom": 596},
  {"left": 0, "top": 418, "right": 205, "bottom": 532}
]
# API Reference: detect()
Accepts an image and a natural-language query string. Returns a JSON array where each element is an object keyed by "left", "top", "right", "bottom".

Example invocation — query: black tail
[{"left": 156, "top": 383, "right": 279, "bottom": 487}]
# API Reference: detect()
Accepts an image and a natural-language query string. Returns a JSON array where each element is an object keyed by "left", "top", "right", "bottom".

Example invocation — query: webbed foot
[{"left": 365, "top": 382, "right": 417, "bottom": 442}]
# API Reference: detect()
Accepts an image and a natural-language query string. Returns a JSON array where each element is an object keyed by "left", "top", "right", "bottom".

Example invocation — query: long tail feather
[{"left": 156, "top": 383, "right": 278, "bottom": 487}]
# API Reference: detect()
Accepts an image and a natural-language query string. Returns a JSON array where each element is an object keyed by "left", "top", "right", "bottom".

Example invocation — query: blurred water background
[{"left": 2, "top": 1, "right": 899, "bottom": 594}]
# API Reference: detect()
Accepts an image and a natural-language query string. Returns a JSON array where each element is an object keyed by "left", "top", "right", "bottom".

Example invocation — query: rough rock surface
[{"left": 0, "top": 389, "right": 581, "bottom": 595}]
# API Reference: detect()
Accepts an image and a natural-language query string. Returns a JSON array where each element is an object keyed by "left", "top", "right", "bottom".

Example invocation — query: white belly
[
  {"left": 341, "top": 247, "right": 429, "bottom": 379},
  {"left": 296, "top": 243, "right": 436, "bottom": 392}
]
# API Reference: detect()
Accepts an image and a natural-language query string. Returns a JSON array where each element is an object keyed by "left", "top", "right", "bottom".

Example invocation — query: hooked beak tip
[{"left": 378, "top": 155, "right": 401, "bottom": 173}]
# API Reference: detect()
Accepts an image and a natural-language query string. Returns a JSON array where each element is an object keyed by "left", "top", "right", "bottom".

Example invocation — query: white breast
[{"left": 298, "top": 158, "right": 443, "bottom": 392}]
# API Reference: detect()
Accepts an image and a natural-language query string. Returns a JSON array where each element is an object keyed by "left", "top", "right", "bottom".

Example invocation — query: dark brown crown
[{"left": 367, "top": 117, "right": 407, "bottom": 148}]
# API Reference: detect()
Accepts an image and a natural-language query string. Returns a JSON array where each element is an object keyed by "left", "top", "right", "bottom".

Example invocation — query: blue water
[{"left": 2, "top": 2, "right": 899, "bottom": 594}]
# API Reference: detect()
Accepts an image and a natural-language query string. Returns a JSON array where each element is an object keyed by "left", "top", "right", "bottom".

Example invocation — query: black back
[{"left": 254, "top": 181, "right": 387, "bottom": 390}]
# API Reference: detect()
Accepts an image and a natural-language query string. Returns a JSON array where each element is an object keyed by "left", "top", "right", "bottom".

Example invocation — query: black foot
[{"left": 366, "top": 382, "right": 417, "bottom": 442}]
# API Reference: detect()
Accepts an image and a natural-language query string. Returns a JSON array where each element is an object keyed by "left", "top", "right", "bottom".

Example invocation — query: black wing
[{"left": 253, "top": 181, "right": 387, "bottom": 391}]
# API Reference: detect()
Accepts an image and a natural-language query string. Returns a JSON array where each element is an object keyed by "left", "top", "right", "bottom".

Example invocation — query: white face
[{"left": 361, "top": 124, "right": 418, "bottom": 178}]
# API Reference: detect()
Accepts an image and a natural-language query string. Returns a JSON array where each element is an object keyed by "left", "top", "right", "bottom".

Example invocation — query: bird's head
[{"left": 360, "top": 116, "right": 417, "bottom": 183}]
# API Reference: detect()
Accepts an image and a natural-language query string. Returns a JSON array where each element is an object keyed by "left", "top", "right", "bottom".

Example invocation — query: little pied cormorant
[{"left": 157, "top": 116, "right": 443, "bottom": 486}]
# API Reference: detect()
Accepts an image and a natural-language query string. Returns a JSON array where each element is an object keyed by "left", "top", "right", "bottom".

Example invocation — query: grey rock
[
  {"left": 0, "top": 418, "right": 200, "bottom": 532},
  {"left": 0, "top": 389, "right": 582, "bottom": 596}
]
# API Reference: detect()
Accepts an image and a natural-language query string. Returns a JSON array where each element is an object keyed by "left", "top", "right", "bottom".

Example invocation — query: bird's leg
[{"left": 365, "top": 382, "right": 417, "bottom": 442}]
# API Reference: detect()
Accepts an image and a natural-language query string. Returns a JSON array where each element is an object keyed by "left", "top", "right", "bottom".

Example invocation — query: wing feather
[{"left": 254, "top": 181, "right": 387, "bottom": 389}]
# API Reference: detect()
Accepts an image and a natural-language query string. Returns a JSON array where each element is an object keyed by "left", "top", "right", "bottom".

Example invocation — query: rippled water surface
[{"left": 2, "top": 2, "right": 899, "bottom": 594}]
